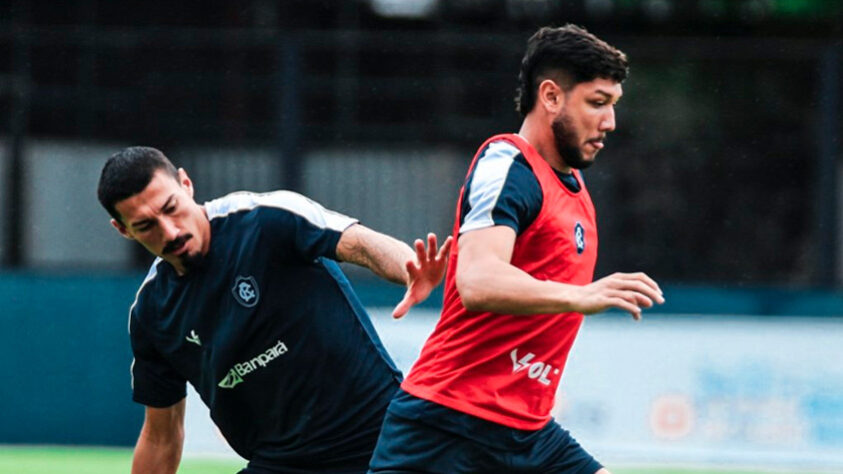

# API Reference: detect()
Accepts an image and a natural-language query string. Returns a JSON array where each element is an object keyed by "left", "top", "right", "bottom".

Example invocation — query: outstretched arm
[
  {"left": 132, "top": 398, "right": 185, "bottom": 474},
  {"left": 336, "top": 224, "right": 452, "bottom": 318},
  {"left": 456, "top": 226, "right": 663, "bottom": 320}
]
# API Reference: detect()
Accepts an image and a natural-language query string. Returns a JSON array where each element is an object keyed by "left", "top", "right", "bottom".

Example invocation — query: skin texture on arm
[
  {"left": 456, "top": 226, "right": 663, "bottom": 319},
  {"left": 336, "top": 224, "right": 451, "bottom": 319},
  {"left": 337, "top": 224, "right": 415, "bottom": 285},
  {"left": 131, "top": 398, "right": 186, "bottom": 474}
]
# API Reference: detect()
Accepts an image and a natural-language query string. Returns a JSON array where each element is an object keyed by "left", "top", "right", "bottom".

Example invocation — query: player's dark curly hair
[
  {"left": 97, "top": 146, "right": 179, "bottom": 223},
  {"left": 515, "top": 24, "right": 628, "bottom": 117}
]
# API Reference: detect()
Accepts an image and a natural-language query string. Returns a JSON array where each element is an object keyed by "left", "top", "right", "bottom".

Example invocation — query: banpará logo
[
  {"left": 574, "top": 222, "right": 585, "bottom": 255},
  {"left": 218, "top": 339, "right": 288, "bottom": 389},
  {"left": 232, "top": 275, "right": 260, "bottom": 308}
]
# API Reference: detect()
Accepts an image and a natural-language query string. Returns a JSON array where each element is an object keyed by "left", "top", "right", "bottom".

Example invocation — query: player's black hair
[
  {"left": 97, "top": 146, "right": 179, "bottom": 224},
  {"left": 515, "top": 24, "right": 629, "bottom": 117}
]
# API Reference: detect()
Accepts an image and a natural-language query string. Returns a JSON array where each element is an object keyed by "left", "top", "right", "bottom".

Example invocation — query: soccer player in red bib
[{"left": 369, "top": 25, "right": 664, "bottom": 474}]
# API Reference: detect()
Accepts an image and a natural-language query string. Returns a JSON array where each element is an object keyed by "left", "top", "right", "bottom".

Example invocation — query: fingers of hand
[
  {"left": 607, "top": 275, "right": 663, "bottom": 305},
  {"left": 437, "top": 235, "right": 453, "bottom": 261},
  {"left": 392, "top": 301, "right": 408, "bottom": 319},
  {"left": 614, "top": 272, "right": 664, "bottom": 301},
  {"left": 607, "top": 295, "right": 641, "bottom": 319},
  {"left": 426, "top": 233, "right": 438, "bottom": 261},
  {"left": 392, "top": 290, "right": 417, "bottom": 319},
  {"left": 414, "top": 239, "right": 426, "bottom": 263}
]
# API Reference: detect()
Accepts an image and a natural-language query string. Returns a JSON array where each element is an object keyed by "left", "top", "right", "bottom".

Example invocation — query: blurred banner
[{"left": 559, "top": 314, "right": 843, "bottom": 469}]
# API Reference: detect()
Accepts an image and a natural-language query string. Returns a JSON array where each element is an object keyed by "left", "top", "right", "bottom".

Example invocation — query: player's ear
[
  {"left": 111, "top": 218, "right": 135, "bottom": 240},
  {"left": 177, "top": 168, "right": 194, "bottom": 199},
  {"left": 537, "top": 79, "right": 564, "bottom": 114}
]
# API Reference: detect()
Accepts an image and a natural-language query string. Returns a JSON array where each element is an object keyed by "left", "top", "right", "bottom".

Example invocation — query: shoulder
[
  {"left": 474, "top": 139, "right": 523, "bottom": 168},
  {"left": 460, "top": 140, "right": 542, "bottom": 235},
  {"left": 204, "top": 190, "right": 354, "bottom": 230},
  {"left": 467, "top": 139, "right": 540, "bottom": 202},
  {"left": 471, "top": 140, "right": 536, "bottom": 183}
]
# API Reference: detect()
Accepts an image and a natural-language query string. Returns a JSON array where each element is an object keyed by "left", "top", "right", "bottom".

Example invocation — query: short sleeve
[
  {"left": 459, "top": 141, "right": 542, "bottom": 236},
  {"left": 254, "top": 191, "right": 359, "bottom": 262},
  {"left": 129, "top": 312, "right": 187, "bottom": 408}
]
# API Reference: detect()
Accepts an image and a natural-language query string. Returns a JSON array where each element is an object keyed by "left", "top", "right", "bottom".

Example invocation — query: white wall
[
  {"left": 23, "top": 140, "right": 134, "bottom": 267},
  {"left": 303, "top": 147, "right": 466, "bottom": 245},
  {"left": 16, "top": 142, "right": 467, "bottom": 269},
  {"left": 172, "top": 146, "right": 283, "bottom": 204}
]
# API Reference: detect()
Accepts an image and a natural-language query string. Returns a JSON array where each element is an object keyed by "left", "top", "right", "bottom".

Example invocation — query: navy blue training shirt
[{"left": 129, "top": 190, "right": 402, "bottom": 471}]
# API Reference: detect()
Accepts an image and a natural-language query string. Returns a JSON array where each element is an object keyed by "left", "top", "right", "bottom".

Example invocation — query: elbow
[{"left": 456, "top": 271, "right": 485, "bottom": 312}]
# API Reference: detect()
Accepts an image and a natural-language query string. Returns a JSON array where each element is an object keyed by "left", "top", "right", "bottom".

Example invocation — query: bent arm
[
  {"left": 456, "top": 226, "right": 575, "bottom": 314},
  {"left": 456, "top": 226, "right": 663, "bottom": 318},
  {"left": 132, "top": 398, "right": 186, "bottom": 474},
  {"left": 336, "top": 224, "right": 413, "bottom": 285},
  {"left": 336, "top": 224, "right": 451, "bottom": 318}
]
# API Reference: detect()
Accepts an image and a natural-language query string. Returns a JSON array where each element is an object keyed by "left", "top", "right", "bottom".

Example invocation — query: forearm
[
  {"left": 337, "top": 224, "right": 412, "bottom": 285},
  {"left": 131, "top": 421, "right": 183, "bottom": 474},
  {"left": 128, "top": 397, "right": 187, "bottom": 474},
  {"left": 457, "top": 257, "right": 579, "bottom": 315}
]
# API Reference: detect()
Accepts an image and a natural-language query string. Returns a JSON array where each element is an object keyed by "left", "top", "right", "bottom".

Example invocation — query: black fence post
[
  {"left": 5, "top": 3, "right": 31, "bottom": 267},
  {"left": 277, "top": 34, "right": 303, "bottom": 193},
  {"left": 815, "top": 44, "right": 841, "bottom": 287}
]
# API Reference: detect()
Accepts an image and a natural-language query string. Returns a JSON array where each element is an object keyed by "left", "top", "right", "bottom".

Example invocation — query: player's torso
[
  {"left": 403, "top": 134, "right": 598, "bottom": 430},
  {"left": 138, "top": 209, "right": 400, "bottom": 461}
]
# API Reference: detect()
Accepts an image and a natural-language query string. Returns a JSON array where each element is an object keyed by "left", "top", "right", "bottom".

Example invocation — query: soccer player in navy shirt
[{"left": 96, "top": 146, "right": 451, "bottom": 474}]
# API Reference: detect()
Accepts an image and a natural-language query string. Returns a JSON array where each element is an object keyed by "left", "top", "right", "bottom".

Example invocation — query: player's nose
[
  {"left": 599, "top": 107, "right": 616, "bottom": 132},
  {"left": 161, "top": 218, "right": 180, "bottom": 241}
]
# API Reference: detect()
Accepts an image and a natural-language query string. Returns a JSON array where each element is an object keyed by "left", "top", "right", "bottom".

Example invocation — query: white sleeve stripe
[
  {"left": 128, "top": 258, "right": 164, "bottom": 391},
  {"left": 460, "top": 141, "right": 521, "bottom": 234},
  {"left": 127, "top": 258, "right": 162, "bottom": 335},
  {"left": 130, "top": 358, "right": 136, "bottom": 390},
  {"left": 204, "top": 190, "right": 357, "bottom": 232}
]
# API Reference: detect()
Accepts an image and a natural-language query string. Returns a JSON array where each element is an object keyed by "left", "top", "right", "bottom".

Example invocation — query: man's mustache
[{"left": 163, "top": 234, "right": 192, "bottom": 254}]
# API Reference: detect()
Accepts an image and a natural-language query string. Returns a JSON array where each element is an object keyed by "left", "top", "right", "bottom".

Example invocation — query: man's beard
[
  {"left": 163, "top": 234, "right": 204, "bottom": 273},
  {"left": 178, "top": 250, "right": 205, "bottom": 273},
  {"left": 552, "top": 114, "right": 594, "bottom": 170}
]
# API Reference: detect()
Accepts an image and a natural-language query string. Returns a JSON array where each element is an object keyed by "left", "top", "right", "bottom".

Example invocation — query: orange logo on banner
[{"left": 650, "top": 394, "right": 694, "bottom": 440}]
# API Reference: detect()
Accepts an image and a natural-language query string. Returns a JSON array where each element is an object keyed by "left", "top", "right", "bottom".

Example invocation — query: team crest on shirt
[
  {"left": 574, "top": 222, "right": 585, "bottom": 255},
  {"left": 232, "top": 275, "right": 260, "bottom": 308}
]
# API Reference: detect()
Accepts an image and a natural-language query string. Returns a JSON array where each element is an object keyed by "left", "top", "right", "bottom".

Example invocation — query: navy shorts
[
  {"left": 237, "top": 454, "right": 369, "bottom": 474},
  {"left": 237, "top": 451, "right": 371, "bottom": 473},
  {"left": 368, "top": 389, "right": 603, "bottom": 474}
]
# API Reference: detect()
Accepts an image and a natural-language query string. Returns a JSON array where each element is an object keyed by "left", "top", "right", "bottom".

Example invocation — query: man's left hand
[{"left": 392, "top": 233, "right": 453, "bottom": 319}]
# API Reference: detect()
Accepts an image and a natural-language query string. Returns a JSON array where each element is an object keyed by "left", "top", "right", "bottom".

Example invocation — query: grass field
[{"left": 0, "top": 446, "right": 831, "bottom": 474}]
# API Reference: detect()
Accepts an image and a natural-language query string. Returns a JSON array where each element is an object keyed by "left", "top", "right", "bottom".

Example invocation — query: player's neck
[{"left": 518, "top": 118, "right": 572, "bottom": 174}]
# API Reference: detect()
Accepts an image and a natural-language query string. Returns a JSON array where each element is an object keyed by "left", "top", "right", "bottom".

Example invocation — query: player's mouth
[
  {"left": 164, "top": 234, "right": 193, "bottom": 255},
  {"left": 585, "top": 138, "right": 604, "bottom": 151}
]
